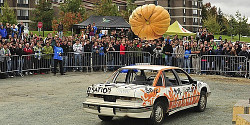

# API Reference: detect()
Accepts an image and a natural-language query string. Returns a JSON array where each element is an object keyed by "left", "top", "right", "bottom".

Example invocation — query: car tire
[
  {"left": 150, "top": 101, "right": 167, "bottom": 125},
  {"left": 195, "top": 91, "right": 207, "bottom": 112},
  {"left": 98, "top": 115, "right": 113, "bottom": 121}
]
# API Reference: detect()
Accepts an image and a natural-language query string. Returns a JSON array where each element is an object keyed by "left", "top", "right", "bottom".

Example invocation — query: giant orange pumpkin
[{"left": 129, "top": 4, "right": 171, "bottom": 40}]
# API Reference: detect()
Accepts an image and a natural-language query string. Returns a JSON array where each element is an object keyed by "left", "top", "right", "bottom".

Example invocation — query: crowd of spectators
[{"left": 0, "top": 22, "right": 250, "bottom": 78}]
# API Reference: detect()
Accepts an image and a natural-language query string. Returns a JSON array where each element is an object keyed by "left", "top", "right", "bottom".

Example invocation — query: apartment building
[
  {"left": 135, "top": 0, "right": 203, "bottom": 32},
  {"left": 0, "top": 0, "right": 36, "bottom": 27},
  {"left": 82, "top": 0, "right": 127, "bottom": 11}
]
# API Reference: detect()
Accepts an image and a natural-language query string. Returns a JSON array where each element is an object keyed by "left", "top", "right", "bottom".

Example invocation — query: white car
[{"left": 83, "top": 65, "right": 211, "bottom": 125}]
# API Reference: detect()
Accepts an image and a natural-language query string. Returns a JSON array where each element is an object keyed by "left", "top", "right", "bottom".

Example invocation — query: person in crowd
[
  {"left": 127, "top": 28, "right": 134, "bottom": 42},
  {"left": 33, "top": 41, "right": 43, "bottom": 75},
  {"left": 23, "top": 43, "right": 33, "bottom": 75},
  {"left": 184, "top": 45, "right": 191, "bottom": 73},
  {"left": 92, "top": 23, "right": 97, "bottom": 35},
  {"left": 42, "top": 41, "right": 53, "bottom": 74},
  {"left": 175, "top": 41, "right": 185, "bottom": 68},
  {"left": 58, "top": 22, "right": 63, "bottom": 39},
  {"left": 0, "top": 25, "right": 7, "bottom": 39},
  {"left": 106, "top": 43, "right": 115, "bottom": 71},
  {"left": 0, "top": 43, "right": 13, "bottom": 77},
  {"left": 153, "top": 43, "right": 163, "bottom": 65},
  {"left": 53, "top": 42, "right": 64, "bottom": 75},
  {"left": 143, "top": 41, "right": 152, "bottom": 63},
  {"left": 163, "top": 40, "right": 173, "bottom": 66},
  {"left": 61, "top": 40, "right": 69, "bottom": 72},
  {"left": 73, "top": 39, "right": 83, "bottom": 72},
  {"left": 120, "top": 40, "right": 126, "bottom": 65},
  {"left": 17, "top": 22, "right": 24, "bottom": 38},
  {"left": 92, "top": 42, "right": 100, "bottom": 71}
]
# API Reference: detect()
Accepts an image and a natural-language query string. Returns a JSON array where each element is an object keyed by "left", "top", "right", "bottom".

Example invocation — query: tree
[
  {"left": 235, "top": 11, "right": 249, "bottom": 40},
  {"left": 203, "top": 13, "right": 223, "bottom": 34},
  {"left": 121, "top": 0, "right": 136, "bottom": 21},
  {"left": 93, "top": 0, "right": 120, "bottom": 16},
  {"left": 60, "top": 0, "right": 85, "bottom": 15},
  {"left": 31, "top": 0, "right": 54, "bottom": 31},
  {"left": 52, "top": 12, "right": 83, "bottom": 33},
  {"left": 0, "top": 2, "right": 17, "bottom": 25}
]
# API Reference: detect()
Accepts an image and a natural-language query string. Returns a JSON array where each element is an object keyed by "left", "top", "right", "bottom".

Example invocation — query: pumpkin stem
[{"left": 146, "top": 21, "right": 150, "bottom": 25}]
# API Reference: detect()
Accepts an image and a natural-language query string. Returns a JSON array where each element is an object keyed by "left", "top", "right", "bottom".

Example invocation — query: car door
[
  {"left": 173, "top": 69, "right": 199, "bottom": 108},
  {"left": 162, "top": 69, "right": 183, "bottom": 110}
]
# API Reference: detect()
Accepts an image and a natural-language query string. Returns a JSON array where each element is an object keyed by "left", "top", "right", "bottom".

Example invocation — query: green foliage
[
  {"left": 31, "top": 0, "right": 54, "bottom": 31},
  {"left": 203, "top": 13, "right": 223, "bottom": 34},
  {"left": 0, "top": 2, "right": 17, "bottom": 25},
  {"left": 60, "top": 0, "right": 85, "bottom": 15},
  {"left": 121, "top": 0, "right": 136, "bottom": 21},
  {"left": 235, "top": 11, "right": 249, "bottom": 36},
  {"left": 93, "top": 0, "right": 120, "bottom": 16}
]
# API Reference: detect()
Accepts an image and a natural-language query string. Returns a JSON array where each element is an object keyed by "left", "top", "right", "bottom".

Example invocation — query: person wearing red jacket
[
  {"left": 120, "top": 40, "right": 126, "bottom": 65},
  {"left": 23, "top": 43, "right": 33, "bottom": 75}
]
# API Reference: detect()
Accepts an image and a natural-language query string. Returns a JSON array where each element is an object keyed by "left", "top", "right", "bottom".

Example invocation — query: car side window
[
  {"left": 174, "top": 69, "right": 191, "bottom": 85},
  {"left": 164, "top": 70, "right": 178, "bottom": 86},
  {"left": 156, "top": 74, "right": 164, "bottom": 86}
]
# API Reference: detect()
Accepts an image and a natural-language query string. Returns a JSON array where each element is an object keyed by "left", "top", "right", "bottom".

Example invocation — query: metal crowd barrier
[
  {"left": 151, "top": 53, "right": 200, "bottom": 74},
  {"left": 0, "top": 52, "right": 249, "bottom": 79},
  {"left": 64, "top": 52, "right": 92, "bottom": 72},
  {"left": 105, "top": 51, "right": 151, "bottom": 71},
  {"left": 200, "top": 55, "right": 248, "bottom": 77}
]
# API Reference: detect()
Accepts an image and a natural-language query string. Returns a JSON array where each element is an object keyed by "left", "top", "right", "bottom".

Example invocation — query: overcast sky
[{"left": 203, "top": 0, "right": 250, "bottom": 23}]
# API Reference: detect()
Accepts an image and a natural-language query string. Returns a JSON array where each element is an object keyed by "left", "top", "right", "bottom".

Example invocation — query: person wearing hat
[{"left": 53, "top": 42, "right": 65, "bottom": 75}]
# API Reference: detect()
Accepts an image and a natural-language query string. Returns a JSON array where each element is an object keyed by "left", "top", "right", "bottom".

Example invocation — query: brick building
[
  {"left": 0, "top": 0, "right": 36, "bottom": 27},
  {"left": 135, "top": 0, "right": 203, "bottom": 32}
]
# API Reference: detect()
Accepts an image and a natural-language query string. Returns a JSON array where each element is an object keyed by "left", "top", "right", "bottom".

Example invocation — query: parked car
[{"left": 83, "top": 65, "right": 211, "bottom": 125}]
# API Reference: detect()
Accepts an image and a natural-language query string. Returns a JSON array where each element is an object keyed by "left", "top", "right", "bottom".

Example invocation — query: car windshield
[{"left": 109, "top": 69, "right": 158, "bottom": 85}]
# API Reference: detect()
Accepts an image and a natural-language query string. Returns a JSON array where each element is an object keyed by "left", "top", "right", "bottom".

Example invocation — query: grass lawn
[
  {"left": 214, "top": 35, "right": 250, "bottom": 43},
  {"left": 30, "top": 31, "right": 72, "bottom": 37}
]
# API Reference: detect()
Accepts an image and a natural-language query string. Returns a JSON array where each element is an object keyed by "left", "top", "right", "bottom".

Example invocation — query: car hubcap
[
  {"left": 200, "top": 95, "right": 206, "bottom": 109},
  {"left": 155, "top": 106, "right": 163, "bottom": 122}
]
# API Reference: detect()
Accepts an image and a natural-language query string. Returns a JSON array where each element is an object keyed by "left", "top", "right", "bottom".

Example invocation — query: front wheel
[
  {"left": 98, "top": 115, "right": 113, "bottom": 121},
  {"left": 194, "top": 91, "right": 207, "bottom": 112},
  {"left": 150, "top": 101, "right": 167, "bottom": 125}
]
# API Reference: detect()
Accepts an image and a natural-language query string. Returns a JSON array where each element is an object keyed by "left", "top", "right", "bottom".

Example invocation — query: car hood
[{"left": 86, "top": 83, "right": 148, "bottom": 97}]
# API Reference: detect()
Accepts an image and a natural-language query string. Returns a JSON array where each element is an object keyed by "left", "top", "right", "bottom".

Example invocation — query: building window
[
  {"left": 0, "top": 0, "right": 3, "bottom": 3},
  {"left": 200, "top": 19, "right": 202, "bottom": 23},
  {"left": 183, "top": 0, "right": 185, "bottom": 6},
  {"left": 17, "top": 9, "right": 29, "bottom": 20},
  {"left": 17, "top": 0, "right": 29, "bottom": 4},
  {"left": 193, "top": 9, "right": 198, "bottom": 15},
  {"left": 154, "top": 1, "right": 158, "bottom": 5},
  {"left": 192, "top": 1, "right": 198, "bottom": 6},
  {"left": 35, "top": 0, "right": 39, "bottom": 5},
  {"left": 184, "top": 17, "right": 186, "bottom": 23},
  {"left": 193, "top": 18, "right": 198, "bottom": 23},
  {"left": 183, "top": 9, "right": 186, "bottom": 14},
  {"left": 199, "top": 10, "right": 201, "bottom": 16}
]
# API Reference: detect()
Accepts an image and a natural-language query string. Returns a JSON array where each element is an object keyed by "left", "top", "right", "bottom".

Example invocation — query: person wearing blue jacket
[
  {"left": 53, "top": 42, "right": 65, "bottom": 75},
  {"left": 0, "top": 25, "right": 7, "bottom": 39},
  {"left": 184, "top": 45, "right": 191, "bottom": 73}
]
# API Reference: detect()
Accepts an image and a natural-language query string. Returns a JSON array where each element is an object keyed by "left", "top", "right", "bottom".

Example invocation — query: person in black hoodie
[
  {"left": 14, "top": 43, "right": 24, "bottom": 76},
  {"left": 143, "top": 42, "right": 152, "bottom": 63},
  {"left": 84, "top": 40, "right": 92, "bottom": 69},
  {"left": 6, "top": 24, "right": 12, "bottom": 37},
  {"left": 163, "top": 40, "right": 173, "bottom": 66},
  {"left": 61, "top": 40, "right": 69, "bottom": 72}
]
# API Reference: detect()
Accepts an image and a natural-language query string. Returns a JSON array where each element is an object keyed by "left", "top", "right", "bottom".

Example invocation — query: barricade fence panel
[
  {"left": 200, "top": 55, "right": 248, "bottom": 77},
  {"left": 0, "top": 52, "right": 249, "bottom": 79}
]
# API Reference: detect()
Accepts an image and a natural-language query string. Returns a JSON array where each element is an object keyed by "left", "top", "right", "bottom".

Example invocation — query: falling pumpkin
[{"left": 129, "top": 4, "right": 171, "bottom": 40}]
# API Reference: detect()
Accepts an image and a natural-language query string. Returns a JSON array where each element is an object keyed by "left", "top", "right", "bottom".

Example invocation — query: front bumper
[{"left": 83, "top": 102, "right": 152, "bottom": 118}]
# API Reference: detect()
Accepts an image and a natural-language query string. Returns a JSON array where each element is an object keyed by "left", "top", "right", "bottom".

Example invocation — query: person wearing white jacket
[{"left": 73, "top": 40, "right": 83, "bottom": 71}]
